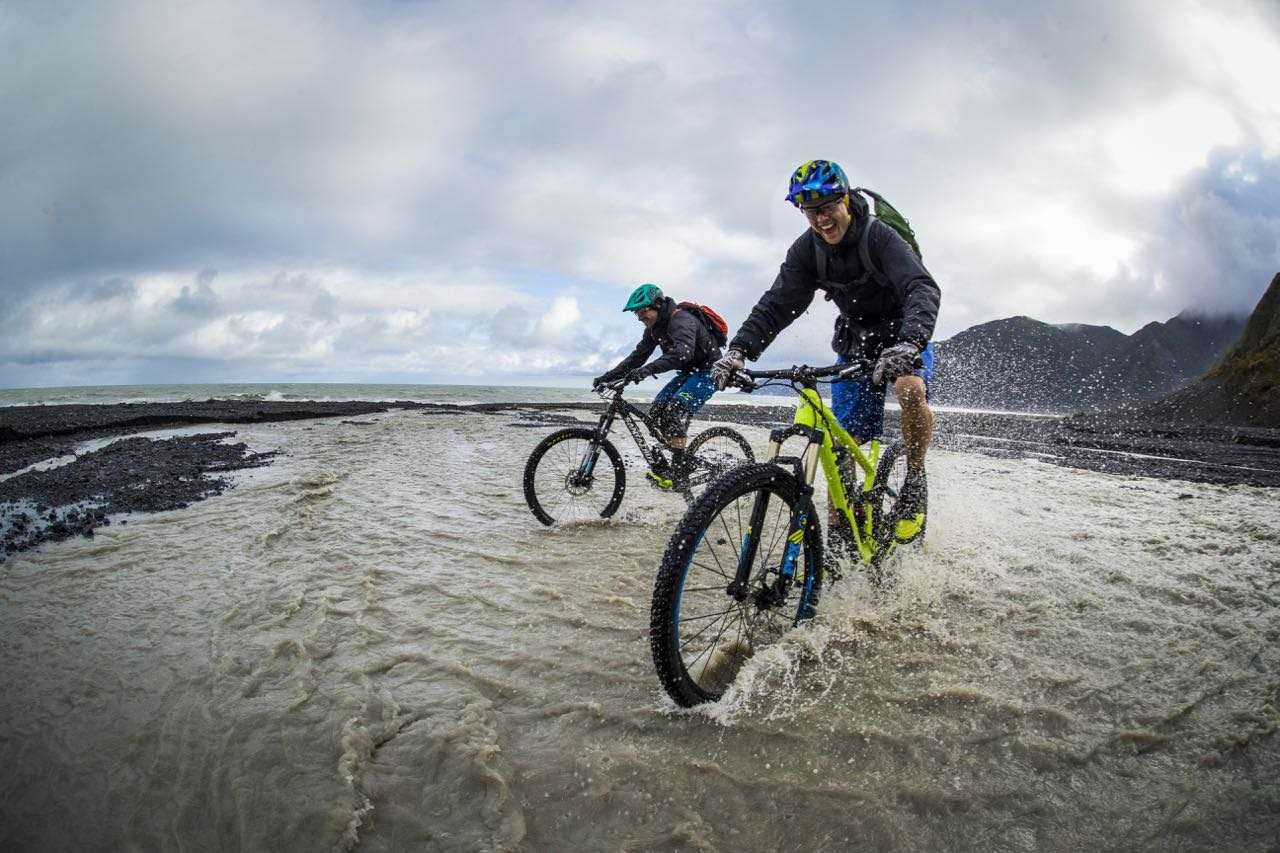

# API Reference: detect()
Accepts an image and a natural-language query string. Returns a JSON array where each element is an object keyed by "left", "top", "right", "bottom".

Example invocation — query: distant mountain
[
  {"left": 931, "top": 311, "right": 1246, "bottom": 413},
  {"left": 1128, "top": 274, "right": 1280, "bottom": 428}
]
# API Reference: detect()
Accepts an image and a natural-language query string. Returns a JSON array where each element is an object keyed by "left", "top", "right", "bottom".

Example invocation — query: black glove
[
  {"left": 625, "top": 367, "right": 652, "bottom": 385},
  {"left": 591, "top": 374, "right": 610, "bottom": 390},
  {"left": 873, "top": 341, "right": 921, "bottom": 385},
  {"left": 711, "top": 349, "right": 745, "bottom": 390}
]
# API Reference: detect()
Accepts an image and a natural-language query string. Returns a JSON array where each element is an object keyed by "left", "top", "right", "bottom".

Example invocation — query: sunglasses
[{"left": 800, "top": 197, "right": 847, "bottom": 219}]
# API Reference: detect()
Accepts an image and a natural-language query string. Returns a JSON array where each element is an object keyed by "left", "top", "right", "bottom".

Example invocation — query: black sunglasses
[{"left": 799, "top": 196, "right": 847, "bottom": 218}]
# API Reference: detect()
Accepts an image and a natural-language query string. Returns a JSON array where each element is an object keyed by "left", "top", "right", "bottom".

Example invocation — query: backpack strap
[{"left": 857, "top": 217, "right": 888, "bottom": 286}]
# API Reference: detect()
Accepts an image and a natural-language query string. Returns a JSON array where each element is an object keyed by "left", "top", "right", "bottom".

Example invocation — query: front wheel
[
  {"left": 523, "top": 428, "right": 626, "bottom": 525},
  {"left": 650, "top": 463, "right": 824, "bottom": 707},
  {"left": 679, "top": 426, "right": 755, "bottom": 503}
]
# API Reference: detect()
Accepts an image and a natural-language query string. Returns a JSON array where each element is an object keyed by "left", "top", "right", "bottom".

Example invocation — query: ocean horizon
[{"left": 0, "top": 381, "right": 1063, "bottom": 417}]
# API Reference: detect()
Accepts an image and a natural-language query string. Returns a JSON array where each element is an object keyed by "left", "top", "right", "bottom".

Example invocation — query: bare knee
[{"left": 894, "top": 376, "right": 928, "bottom": 412}]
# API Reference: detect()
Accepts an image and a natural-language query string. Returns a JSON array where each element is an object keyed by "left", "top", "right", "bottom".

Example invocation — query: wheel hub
[{"left": 564, "top": 471, "right": 593, "bottom": 496}]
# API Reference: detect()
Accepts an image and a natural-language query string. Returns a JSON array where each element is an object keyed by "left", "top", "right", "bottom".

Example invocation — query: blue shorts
[
  {"left": 831, "top": 344, "right": 934, "bottom": 441},
  {"left": 650, "top": 368, "right": 717, "bottom": 438}
]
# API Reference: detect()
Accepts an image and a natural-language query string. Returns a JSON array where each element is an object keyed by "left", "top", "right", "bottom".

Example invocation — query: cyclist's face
[
  {"left": 801, "top": 195, "right": 851, "bottom": 245},
  {"left": 635, "top": 307, "right": 659, "bottom": 328}
]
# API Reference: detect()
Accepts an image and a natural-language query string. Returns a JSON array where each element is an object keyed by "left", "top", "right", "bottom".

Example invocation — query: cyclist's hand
[
  {"left": 591, "top": 374, "right": 610, "bottom": 392},
  {"left": 625, "top": 367, "right": 652, "bottom": 385},
  {"left": 872, "top": 341, "right": 921, "bottom": 386},
  {"left": 712, "top": 349, "right": 745, "bottom": 390}
]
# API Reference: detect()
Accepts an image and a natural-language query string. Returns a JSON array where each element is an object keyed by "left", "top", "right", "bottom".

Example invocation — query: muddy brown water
[{"left": 1, "top": 410, "right": 1277, "bottom": 851}]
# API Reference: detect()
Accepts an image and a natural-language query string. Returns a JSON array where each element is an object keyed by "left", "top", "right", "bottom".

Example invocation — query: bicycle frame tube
[
  {"left": 791, "top": 389, "right": 884, "bottom": 562},
  {"left": 618, "top": 404, "right": 665, "bottom": 467}
]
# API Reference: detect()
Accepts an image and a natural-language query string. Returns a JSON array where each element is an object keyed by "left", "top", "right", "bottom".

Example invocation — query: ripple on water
[{"left": 2, "top": 415, "right": 1279, "bottom": 850}]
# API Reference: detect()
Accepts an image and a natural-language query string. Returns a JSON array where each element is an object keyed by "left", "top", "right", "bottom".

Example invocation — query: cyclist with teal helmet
[
  {"left": 594, "top": 283, "right": 724, "bottom": 488},
  {"left": 712, "top": 159, "right": 941, "bottom": 549}
]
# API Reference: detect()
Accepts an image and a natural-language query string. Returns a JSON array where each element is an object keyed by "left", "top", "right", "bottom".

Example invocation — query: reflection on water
[{"left": 1, "top": 410, "right": 1277, "bottom": 851}]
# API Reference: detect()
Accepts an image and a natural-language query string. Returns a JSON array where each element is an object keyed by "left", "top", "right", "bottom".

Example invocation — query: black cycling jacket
[
  {"left": 599, "top": 297, "right": 723, "bottom": 381},
  {"left": 729, "top": 214, "right": 941, "bottom": 361}
]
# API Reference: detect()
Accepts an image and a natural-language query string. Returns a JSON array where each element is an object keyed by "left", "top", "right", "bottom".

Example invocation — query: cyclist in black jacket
[
  {"left": 712, "top": 159, "right": 940, "bottom": 543},
  {"left": 595, "top": 283, "right": 723, "bottom": 488}
]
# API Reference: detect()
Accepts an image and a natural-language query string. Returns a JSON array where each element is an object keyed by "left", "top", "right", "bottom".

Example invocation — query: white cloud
[
  {"left": 534, "top": 296, "right": 582, "bottom": 342},
  {"left": 2, "top": 0, "right": 1278, "bottom": 386}
]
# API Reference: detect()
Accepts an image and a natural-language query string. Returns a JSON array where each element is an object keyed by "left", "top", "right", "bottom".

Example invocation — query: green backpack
[{"left": 815, "top": 187, "right": 921, "bottom": 286}]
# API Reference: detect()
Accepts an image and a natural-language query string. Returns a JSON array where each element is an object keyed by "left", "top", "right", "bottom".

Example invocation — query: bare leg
[{"left": 894, "top": 375, "right": 933, "bottom": 471}]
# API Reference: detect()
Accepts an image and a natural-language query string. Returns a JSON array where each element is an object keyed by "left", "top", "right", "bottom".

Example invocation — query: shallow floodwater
[{"left": 1, "top": 409, "right": 1278, "bottom": 852}]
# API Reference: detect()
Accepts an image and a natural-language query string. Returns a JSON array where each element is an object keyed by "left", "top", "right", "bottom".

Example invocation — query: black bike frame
[{"left": 577, "top": 389, "right": 669, "bottom": 479}]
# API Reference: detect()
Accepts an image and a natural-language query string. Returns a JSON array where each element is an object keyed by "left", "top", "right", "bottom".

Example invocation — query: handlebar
[
  {"left": 730, "top": 360, "right": 876, "bottom": 392},
  {"left": 594, "top": 377, "right": 634, "bottom": 396}
]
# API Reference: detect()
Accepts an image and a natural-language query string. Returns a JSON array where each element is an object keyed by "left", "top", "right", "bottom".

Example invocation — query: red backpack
[{"left": 675, "top": 301, "right": 729, "bottom": 347}]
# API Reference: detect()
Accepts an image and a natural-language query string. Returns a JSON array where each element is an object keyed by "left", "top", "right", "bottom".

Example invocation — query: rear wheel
[
  {"left": 650, "top": 463, "right": 824, "bottom": 707},
  {"left": 870, "top": 441, "right": 906, "bottom": 545},
  {"left": 523, "top": 428, "right": 625, "bottom": 525},
  {"left": 679, "top": 426, "right": 755, "bottom": 503},
  {"left": 872, "top": 441, "right": 926, "bottom": 546},
  {"left": 868, "top": 441, "right": 927, "bottom": 585}
]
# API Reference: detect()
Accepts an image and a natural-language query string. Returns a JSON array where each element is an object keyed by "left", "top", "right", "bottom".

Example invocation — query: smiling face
[
  {"left": 800, "top": 195, "right": 852, "bottom": 245},
  {"left": 635, "top": 306, "right": 660, "bottom": 329}
]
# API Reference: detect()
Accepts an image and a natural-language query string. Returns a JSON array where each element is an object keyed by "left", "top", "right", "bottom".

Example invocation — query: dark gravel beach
[{"left": 2, "top": 397, "right": 1278, "bottom": 561}]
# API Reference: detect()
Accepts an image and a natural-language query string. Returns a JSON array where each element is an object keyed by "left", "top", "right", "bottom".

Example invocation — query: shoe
[
  {"left": 646, "top": 470, "right": 676, "bottom": 490},
  {"left": 892, "top": 469, "right": 927, "bottom": 544},
  {"left": 646, "top": 457, "right": 676, "bottom": 490}
]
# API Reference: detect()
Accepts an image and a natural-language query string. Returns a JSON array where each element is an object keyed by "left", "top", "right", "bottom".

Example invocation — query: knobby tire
[
  {"left": 523, "top": 428, "right": 626, "bottom": 526},
  {"left": 650, "top": 462, "right": 824, "bottom": 707}
]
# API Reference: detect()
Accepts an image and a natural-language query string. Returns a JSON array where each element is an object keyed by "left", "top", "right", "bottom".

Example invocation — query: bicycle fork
[
  {"left": 574, "top": 413, "right": 616, "bottom": 483},
  {"left": 727, "top": 425, "right": 824, "bottom": 622}
]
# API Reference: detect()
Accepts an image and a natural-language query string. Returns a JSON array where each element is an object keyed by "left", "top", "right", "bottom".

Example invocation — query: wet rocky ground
[{"left": 2, "top": 398, "right": 1278, "bottom": 562}]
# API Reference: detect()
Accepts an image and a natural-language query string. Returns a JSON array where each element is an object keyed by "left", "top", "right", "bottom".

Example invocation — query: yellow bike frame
[{"left": 763, "top": 388, "right": 884, "bottom": 563}]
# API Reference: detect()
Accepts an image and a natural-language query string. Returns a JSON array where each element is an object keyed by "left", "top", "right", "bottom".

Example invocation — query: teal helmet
[
  {"left": 786, "top": 159, "right": 850, "bottom": 206},
  {"left": 623, "top": 283, "right": 663, "bottom": 312}
]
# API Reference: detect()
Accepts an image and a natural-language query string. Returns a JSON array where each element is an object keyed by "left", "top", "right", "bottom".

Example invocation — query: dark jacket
[
  {"left": 730, "top": 212, "right": 941, "bottom": 362},
  {"left": 600, "top": 297, "right": 723, "bottom": 381}
]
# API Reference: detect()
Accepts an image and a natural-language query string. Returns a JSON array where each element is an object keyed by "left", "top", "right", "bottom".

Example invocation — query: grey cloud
[
  {"left": 2, "top": 0, "right": 1278, "bottom": 384},
  {"left": 173, "top": 269, "right": 221, "bottom": 316},
  {"left": 1158, "top": 149, "right": 1280, "bottom": 314},
  {"left": 71, "top": 276, "right": 136, "bottom": 303},
  {"left": 1102, "top": 147, "right": 1280, "bottom": 323}
]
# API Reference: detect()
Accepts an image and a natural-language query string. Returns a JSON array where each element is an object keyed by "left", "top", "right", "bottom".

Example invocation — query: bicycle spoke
[
  {"left": 679, "top": 604, "right": 739, "bottom": 626},
  {"left": 716, "top": 509, "right": 739, "bottom": 553},
  {"left": 682, "top": 583, "right": 730, "bottom": 593},
  {"left": 690, "top": 558, "right": 733, "bottom": 583},
  {"left": 699, "top": 527, "right": 733, "bottom": 579},
  {"left": 682, "top": 608, "right": 740, "bottom": 666}
]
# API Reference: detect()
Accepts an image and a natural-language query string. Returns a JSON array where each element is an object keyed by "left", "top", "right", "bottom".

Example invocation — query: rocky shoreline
[{"left": 3, "top": 398, "right": 1278, "bottom": 561}]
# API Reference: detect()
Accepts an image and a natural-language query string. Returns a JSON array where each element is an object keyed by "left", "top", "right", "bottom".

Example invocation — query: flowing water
[{"left": 1, "top": 406, "right": 1278, "bottom": 852}]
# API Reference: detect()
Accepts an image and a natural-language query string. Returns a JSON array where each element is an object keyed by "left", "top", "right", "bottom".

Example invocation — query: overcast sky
[{"left": 3, "top": 0, "right": 1279, "bottom": 388}]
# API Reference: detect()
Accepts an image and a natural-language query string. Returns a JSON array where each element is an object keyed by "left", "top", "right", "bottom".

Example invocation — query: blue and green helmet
[{"left": 786, "top": 159, "right": 850, "bottom": 206}]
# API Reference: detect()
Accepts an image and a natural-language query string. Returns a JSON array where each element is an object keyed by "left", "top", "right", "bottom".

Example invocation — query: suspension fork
[
  {"left": 728, "top": 426, "right": 823, "bottom": 601},
  {"left": 577, "top": 404, "right": 618, "bottom": 479}
]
